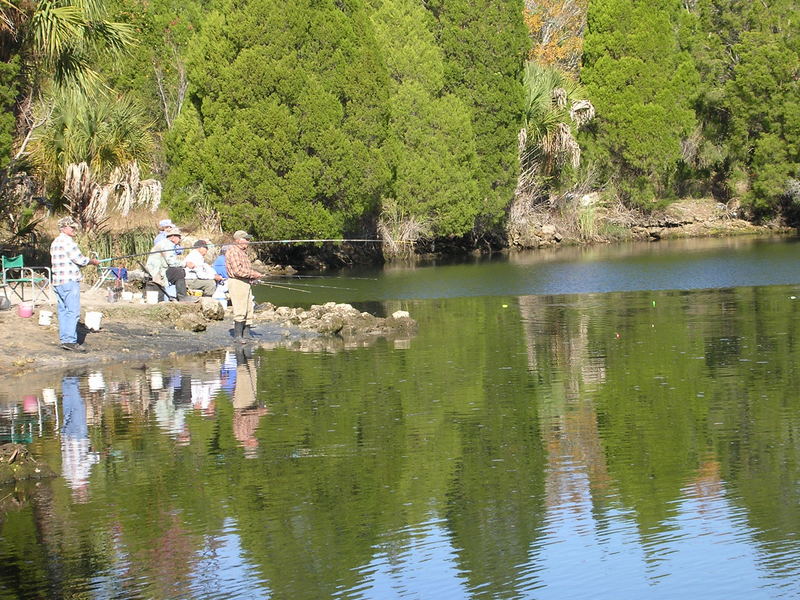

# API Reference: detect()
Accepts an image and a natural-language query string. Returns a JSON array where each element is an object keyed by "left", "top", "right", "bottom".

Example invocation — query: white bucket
[
  {"left": 121, "top": 291, "right": 134, "bottom": 302},
  {"left": 85, "top": 311, "right": 103, "bottom": 331},
  {"left": 212, "top": 287, "right": 227, "bottom": 311},
  {"left": 146, "top": 290, "right": 159, "bottom": 304},
  {"left": 38, "top": 309, "right": 53, "bottom": 326}
]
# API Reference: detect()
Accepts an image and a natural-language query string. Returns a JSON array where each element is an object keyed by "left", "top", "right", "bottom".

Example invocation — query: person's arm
[
  {"left": 66, "top": 238, "right": 99, "bottom": 267},
  {"left": 165, "top": 243, "right": 185, "bottom": 268},
  {"left": 183, "top": 250, "right": 200, "bottom": 272}
]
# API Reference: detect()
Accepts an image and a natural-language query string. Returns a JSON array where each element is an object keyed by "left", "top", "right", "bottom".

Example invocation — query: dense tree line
[{"left": 0, "top": 0, "right": 797, "bottom": 250}]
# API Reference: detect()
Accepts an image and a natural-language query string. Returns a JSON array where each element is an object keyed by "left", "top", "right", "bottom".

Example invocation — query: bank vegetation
[{"left": 0, "top": 0, "right": 797, "bottom": 266}]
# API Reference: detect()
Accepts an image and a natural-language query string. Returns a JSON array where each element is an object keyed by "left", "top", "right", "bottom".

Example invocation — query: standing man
[
  {"left": 225, "top": 230, "right": 263, "bottom": 343},
  {"left": 50, "top": 216, "right": 100, "bottom": 352}
]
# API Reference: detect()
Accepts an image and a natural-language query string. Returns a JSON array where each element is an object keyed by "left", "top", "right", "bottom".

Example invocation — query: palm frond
[{"left": 28, "top": 2, "right": 83, "bottom": 59}]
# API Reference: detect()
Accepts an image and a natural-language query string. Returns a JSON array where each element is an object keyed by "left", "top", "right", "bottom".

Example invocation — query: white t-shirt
[{"left": 183, "top": 249, "right": 217, "bottom": 280}]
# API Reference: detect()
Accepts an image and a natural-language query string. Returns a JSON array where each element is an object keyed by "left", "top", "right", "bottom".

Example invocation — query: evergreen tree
[
  {"left": 104, "top": 0, "right": 206, "bottom": 132},
  {"left": 0, "top": 58, "right": 19, "bottom": 166},
  {"left": 368, "top": 0, "right": 479, "bottom": 245},
  {"left": 580, "top": 0, "right": 699, "bottom": 206},
  {"left": 690, "top": 0, "right": 799, "bottom": 214},
  {"left": 425, "top": 0, "right": 528, "bottom": 233},
  {"left": 166, "top": 0, "right": 390, "bottom": 239}
]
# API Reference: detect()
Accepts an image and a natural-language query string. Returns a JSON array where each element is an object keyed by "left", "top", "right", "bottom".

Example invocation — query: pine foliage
[
  {"left": 426, "top": 0, "right": 529, "bottom": 230},
  {"left": 166, "top": 0, "right": 391, "bottom": 240}
]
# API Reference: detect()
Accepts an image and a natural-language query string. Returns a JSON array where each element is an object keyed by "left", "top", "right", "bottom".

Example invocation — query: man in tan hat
[
  {"left": 224, "top": 230, "right": 263, "bottom": 342},
  {"left": 50, "top": 216, "right": 100, "bottom": 352},
  {"left": 145, "top": 226, "right": 192, "bottom": 301}
]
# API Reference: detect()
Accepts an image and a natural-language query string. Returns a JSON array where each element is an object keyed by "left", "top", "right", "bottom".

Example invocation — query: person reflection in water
[
  {"left": 61, "top": 376, "right": 99, "bottom": 502},
  {"left": 231, "top": 347, "right": 268, "bottom": 458}
]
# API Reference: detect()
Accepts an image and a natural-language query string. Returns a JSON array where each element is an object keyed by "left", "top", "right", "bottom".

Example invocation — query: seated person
[
  {"left": 183, "top": 240, "right": 223, "bottom": 296},
  {"left": 213, "top": 246, "right": 228, "bottom": 279},
  {"left": 145, "top": 227, "right": 191, "bottom": 301}
]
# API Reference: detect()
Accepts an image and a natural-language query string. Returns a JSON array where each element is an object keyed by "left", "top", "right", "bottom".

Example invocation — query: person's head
[
  {"left": 233, "top": 230, "right": 252, "bottom": 247},
  {"left": 158, "top": 218, "right": 175, "bottom": 231},
  {"left": 193, "top": 239, "right": 209, "bottom": 256},
  {"left": 165, "top": 227, "right": 182, "bottom": 243},
  {"left": 58, "top": 216, "right": 79, "bottom": 237}
]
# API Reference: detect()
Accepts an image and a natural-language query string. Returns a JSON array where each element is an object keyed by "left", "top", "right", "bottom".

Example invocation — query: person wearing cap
[
  {"left": 50, "top": 217, "right": 100, "bottom": 352},
  {"left": 145, "top": 226, "right": 192, "bottom": 301},
  {"left": 154, "top": 218, "right": 175, "bottom": 245},
  {"left": 183, "top": 239, "right": 223, "bottom": 296},
  {"left": 225, "top": 230, "right": 263, "bottom": 342}
]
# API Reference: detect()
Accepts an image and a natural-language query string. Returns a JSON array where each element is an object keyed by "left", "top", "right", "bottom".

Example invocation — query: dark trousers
[{"left": 147, "top": 267, "right": 187, "bottom": 301}]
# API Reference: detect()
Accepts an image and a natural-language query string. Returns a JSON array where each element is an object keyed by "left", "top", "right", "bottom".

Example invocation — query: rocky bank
[{"left": 0, "top": 292, "right": 417, "bottom": 377}]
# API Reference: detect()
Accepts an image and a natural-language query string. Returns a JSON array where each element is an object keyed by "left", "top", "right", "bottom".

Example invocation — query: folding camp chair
[
  {"left": 1, "top": 254, "right": 51, "bottom": 305},
  {"left": 90, "top": 265, "right": 128, "bottom": 293}
]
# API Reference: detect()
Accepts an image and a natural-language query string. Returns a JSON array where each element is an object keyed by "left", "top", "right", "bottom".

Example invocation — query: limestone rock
[
  {"left": 176, "top": 312, "right": 207, "bottom": 332},
  {"left": 200, "top": 298, "right": 224, "bottom": 321}
]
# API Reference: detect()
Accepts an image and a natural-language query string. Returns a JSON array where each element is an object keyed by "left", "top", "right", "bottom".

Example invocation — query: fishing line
[
  {"left": 270, "top": 282, "right": 357, "bottom": 291},
  {"left": 255, "top": 281, "right": 311, "bottom": 293},
  {"left": 94, "top": 237, "right": 401, "bottom": 264}
]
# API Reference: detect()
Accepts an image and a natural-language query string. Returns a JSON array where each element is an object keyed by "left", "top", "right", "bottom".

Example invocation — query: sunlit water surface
[{"left": 2, "top": 237, "right": 800, "bottom": 599}]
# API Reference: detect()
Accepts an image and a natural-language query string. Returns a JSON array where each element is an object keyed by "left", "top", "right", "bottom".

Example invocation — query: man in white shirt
[{"left": 184, "top": 240, "right": 222, "bottom": 296}]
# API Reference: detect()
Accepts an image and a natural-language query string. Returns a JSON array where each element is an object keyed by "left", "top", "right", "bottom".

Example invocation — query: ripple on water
[{"left": 340, "top": 518, "right": 469, "bottom": 599}]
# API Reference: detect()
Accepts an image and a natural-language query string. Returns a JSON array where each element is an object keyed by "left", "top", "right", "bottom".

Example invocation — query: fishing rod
[
  {"left": 257, "top": 280, "right": 311, "bottom": 293},
  {"left": 282, "top": 274, "right": 379, "bottom": 281},
  {"left": 94, "top": 237, "right": 399, "bottom": 264}
]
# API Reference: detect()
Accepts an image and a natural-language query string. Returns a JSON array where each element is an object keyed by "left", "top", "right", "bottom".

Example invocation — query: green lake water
[{"left": 2, "top": 237, "right": 800, "bottom": 599}]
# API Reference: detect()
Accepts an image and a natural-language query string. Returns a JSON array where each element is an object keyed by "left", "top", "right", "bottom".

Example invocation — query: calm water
[{"left": 2, "top": 237, "right": 800, "bottom": 599}]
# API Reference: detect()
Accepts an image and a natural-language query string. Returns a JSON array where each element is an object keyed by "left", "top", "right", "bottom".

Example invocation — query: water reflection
[
  {"left": 231, "top": 348, "right": 268, "bottom": 457},
  {"left": 2, "top": 285, "right": 800, "bottom": 598},
  {"left": 60, "top": 376, "right": 100, "bottom": 501}
]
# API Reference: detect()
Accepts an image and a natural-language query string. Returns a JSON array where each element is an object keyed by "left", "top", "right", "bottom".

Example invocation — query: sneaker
[{"left": 61, "top": 342, "right": 87, "bottom": 353}]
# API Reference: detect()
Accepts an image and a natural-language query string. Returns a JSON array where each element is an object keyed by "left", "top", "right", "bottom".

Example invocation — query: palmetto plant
[
  {"left": 0, "top": 0, "right": 133, "bottom": 91},
  {"left": 0, "top": 0, "right": 137, "bottom": 240},
  {"left": 518, "top": 61, "right": 594, "bottom": 198},
  {"left": 29, "top": 89, "right": 158, "bottom": 230}
]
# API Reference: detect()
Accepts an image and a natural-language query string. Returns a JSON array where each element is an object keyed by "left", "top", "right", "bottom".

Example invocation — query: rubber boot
[
  {"left": 243, "top": 324, "right": 256, "bottom": 338},
  {"left": 233, "top": 321, "right": 246, "bottom": 344}
]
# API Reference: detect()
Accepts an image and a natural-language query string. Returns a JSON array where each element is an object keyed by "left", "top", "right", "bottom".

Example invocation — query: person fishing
[
  {"left": 183, "top": 239, "right": 223, "bottom": 296},
  {"left": 50, "top": 216, "right": 101, "bottom": 352},
  {"left": 225, "top": 230, "right": 263, "bottom": 343},
  {"left": 145, "top": 227, "right": 194, "bottom": 302}
]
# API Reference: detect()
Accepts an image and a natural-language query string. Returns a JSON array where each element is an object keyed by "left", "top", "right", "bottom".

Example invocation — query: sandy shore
[{"left": 0, "top": 288, "right": 315, "bottom": 377}]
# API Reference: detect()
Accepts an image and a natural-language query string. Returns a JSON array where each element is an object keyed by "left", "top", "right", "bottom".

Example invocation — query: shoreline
[
  {"left": 0, "top": 298, "right": 316, "bottom": 377},
  {"left": 1, "top": 287, "right": 417, "bottom": 378}
]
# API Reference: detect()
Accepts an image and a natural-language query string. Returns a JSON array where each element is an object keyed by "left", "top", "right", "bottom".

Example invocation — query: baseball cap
[
  {"left": 165, "top": 227, "right": 182, "bottom": 237},
  {"left": 233, "top": 230, "right": 252, "bottom": 240},
  {"left": 58, "top": 216, "right": 79, "bottom": 229},
  {"left": 159, "top": 219, "right": 175, "bottom": 228}
]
